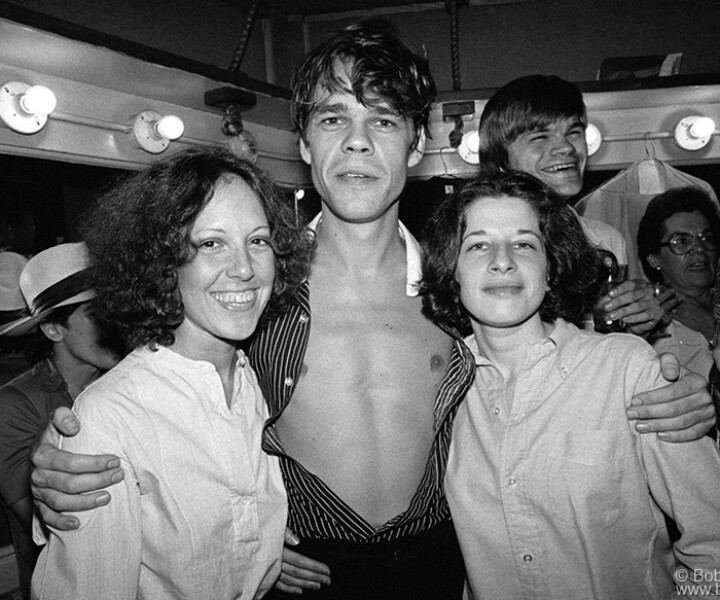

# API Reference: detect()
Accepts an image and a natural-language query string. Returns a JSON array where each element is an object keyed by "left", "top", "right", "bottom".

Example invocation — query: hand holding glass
[{"left": 594, "top": 263, "right": 628, "bottom": 333}]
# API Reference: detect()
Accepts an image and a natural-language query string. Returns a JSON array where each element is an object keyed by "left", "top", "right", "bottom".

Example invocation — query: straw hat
[
  {"left": 0, "top": 251, "right": 30, "bottom": 333},
  {"left": 0, "top": 243, "right": 96, "bottom": 337}
]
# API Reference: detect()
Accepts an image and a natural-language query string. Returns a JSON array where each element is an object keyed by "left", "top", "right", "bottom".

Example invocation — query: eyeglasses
[{"left": 659, "top": 232, "right": 719, "bottom": 255}]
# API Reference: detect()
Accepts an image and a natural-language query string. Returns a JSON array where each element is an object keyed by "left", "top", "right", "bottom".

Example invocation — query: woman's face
[
  {"left": 174, "top": 176, "right": 275, "bottom": 354},
  {"left": 455, "top": 195, "right": 548, "bottom": 332},
  {"left": 651, "top": 210, "right": 717, "bottom": 297}
]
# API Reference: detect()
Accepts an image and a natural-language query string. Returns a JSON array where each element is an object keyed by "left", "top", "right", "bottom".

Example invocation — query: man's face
[
  {"left": 506, "top": 116, "right": 588, "bottom": 200},
  {"left": 60, "top": 302, "right": 122, "bottom": 371},
  {"left": 298, "top": 61, "right": 425, "bottom": 224}
]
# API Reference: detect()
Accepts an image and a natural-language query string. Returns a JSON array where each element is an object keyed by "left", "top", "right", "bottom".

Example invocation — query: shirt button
[
  {"left": 494, "top": 407, "right": 500, "bottom": 415},
  {"left": 284, "top": 377, "right": 293, "bottom": 387},
  {"left": 523, "top": 554, "right": 533, "bottom": 563},
  {"left": 508, "top": 478, "right": 517, "bottom": 486},
  {"left": 299, "top": 313, "right": 309, "bottom": 324}
]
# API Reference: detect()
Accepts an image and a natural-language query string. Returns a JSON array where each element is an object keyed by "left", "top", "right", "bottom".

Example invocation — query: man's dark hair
[
  {"left": 82, "top": 146, "right": 314, "bottom": 350},
  {"left": 637, "top": 186, "right": 720, "bottom": 283},
  {"left": 478, "top": 75, "right": 587, "bottom": 174},
  {"left": 420, "top": 170, "right": 601, "bottom": 333},
  {"left": 290, "top": 17, "right": 436, "bottom": 149}
]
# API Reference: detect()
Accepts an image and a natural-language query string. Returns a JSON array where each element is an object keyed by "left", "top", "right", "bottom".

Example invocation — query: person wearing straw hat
[{"left": 0, "top": 242, "right": 122, "bottom": 600}]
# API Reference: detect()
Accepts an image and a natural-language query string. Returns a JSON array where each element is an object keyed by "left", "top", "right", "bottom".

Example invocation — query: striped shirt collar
[{"left": 306, "top": 212, "right": 422, "bottom": 297}]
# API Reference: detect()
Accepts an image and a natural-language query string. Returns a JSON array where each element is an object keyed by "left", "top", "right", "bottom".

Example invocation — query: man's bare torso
[{"left": 275, "top": 248, "right": 453, "bottom": 527}]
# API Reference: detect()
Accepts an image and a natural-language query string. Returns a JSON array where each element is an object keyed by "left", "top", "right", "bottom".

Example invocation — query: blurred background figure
[
  {"left": 638, "top": 187, "right": 720, "bottom": 380},
  {"left": 0, "top": 206, "right": 36, "bottom": 258},
  {"left": 0, "top": 252, "right": 31, "bottom": 385},
  {"left": 0, "top": 242, "right": 123, "bottom": 600}
]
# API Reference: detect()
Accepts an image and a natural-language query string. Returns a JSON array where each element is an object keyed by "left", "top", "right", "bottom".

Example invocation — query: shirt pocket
[{"left": 542, "top": 430, "right": 621, "bottom": 529}]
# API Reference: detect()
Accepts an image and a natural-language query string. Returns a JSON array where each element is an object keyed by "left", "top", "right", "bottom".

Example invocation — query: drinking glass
[{"left": 593, "top": 262, "right": 628, "bottom": 333}]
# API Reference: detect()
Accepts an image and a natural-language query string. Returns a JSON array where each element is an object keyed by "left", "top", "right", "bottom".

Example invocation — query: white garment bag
[{"left": 576, "top": 157, "right": 718, "bottom": 280}]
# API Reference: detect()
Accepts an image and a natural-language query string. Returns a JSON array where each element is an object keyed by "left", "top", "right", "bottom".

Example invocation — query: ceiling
[{"left": 237, "top": 0, "right": 529, "bottom": 21}]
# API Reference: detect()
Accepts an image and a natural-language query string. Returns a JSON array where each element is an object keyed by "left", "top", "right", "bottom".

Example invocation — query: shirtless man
[{"left": 29, "top": 19, "right": 716, "bottom": 600}]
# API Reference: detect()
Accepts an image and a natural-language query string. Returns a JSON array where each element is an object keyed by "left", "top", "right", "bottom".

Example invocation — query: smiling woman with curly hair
[
  {"left": 32, "top": 145, "right": 314, "bottom": 600},
  {"left": 82, "top": 145, "right": 312, "bottom": 349}
]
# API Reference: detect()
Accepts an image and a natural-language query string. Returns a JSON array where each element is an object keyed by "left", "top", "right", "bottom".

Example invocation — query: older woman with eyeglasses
[{"left": 638, "top": 187, "right": 720, "bottom": 377}]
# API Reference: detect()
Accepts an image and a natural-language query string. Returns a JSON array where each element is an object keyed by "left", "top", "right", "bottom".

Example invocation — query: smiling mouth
[
  {"left": 212, "top": 291, "right": 257, "bottom": 308},
  {"left": 543, "top": 163, "right": 578, "bottom": 174}
]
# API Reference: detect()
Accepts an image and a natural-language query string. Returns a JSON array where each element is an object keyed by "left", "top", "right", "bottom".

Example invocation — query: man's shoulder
[
  {"left": 250, "top": 282, "right": 309, "bottom": 348},
  {"left": 576, "top": 214, "right": 627, "bottom": 261},
  {"left": 0, "top": 361, "right": 66, "bottom": 423},
  {"left": 0, "top": 360, "right": 54, "bottom": 398},
  {"left": 577, "top": 214, "right": 624, "bottom": 242}
]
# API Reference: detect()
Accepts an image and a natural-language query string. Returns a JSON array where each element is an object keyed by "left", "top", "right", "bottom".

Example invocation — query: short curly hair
[
  {"left": 82, "top": 146, "right": 314, "bottom": 349},
  {"left": 478, "top": 75, "right": 587, "bottom": 175},
  {"left": 420, "top": 171, "right": 601, "bottom": 333},
  {"left": 290, "top": 17, "right": 436, "bottom": 149},
  {"left": 637, "top": 186, "right": 720, "bottom": 284}
]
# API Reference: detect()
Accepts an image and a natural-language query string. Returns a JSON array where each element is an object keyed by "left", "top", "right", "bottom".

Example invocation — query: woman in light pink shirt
[{"left": 421, "top": 171, "right": 720, "bottom": 600}]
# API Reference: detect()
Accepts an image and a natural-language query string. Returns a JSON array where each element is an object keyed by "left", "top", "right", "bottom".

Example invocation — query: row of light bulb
[
  {"left": 3, "top": 81, "right": 718, "bottom": 159},
  {"left": 0, "top": 81, "right": 184, "bottom": 153}
]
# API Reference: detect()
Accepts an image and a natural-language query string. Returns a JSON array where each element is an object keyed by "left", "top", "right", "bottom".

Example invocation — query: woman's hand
[{"left": 275, "top": 529, "right": 332, "bottom": 594}]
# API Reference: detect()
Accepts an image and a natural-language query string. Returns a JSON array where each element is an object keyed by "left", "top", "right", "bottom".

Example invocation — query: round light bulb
[
  {"left": 19, "top": 85, "right": 57, "bottom": 116},
  {"left": 458, "top": 130, "right": 480, "bottom": 164},
  {"left": 689, "top": 117, "right": 715, "bottom": 139},
  {"left": 154, "top": 115, "right": 184, "bottom": 140},
  {"left": 585, "top": 123, "right": 602, "bottom": 156},
  {"left": 465, "top": 130, "right": 480, "bottom": 153}
]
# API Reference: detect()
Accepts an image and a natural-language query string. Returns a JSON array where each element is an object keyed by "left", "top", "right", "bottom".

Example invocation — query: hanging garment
[{"left": 575, "top": 158, "right": 718, "bottom": 280}]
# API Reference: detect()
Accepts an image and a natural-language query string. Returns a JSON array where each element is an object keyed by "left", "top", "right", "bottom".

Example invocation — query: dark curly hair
[
  {"left": 82, "top": 146, "right": 314, "bottom": 350},
  {"left": 290, "top": 17, "right": 436, "bottom": 149},
  {"left": 420, "top": 171, "right": 601, "bottom": 334},
  {"left": 478, "top": 75, "right": 587, "bottom": 175},
  {"left": 637, "top": 186, "right": 720, "bottom": 284}
]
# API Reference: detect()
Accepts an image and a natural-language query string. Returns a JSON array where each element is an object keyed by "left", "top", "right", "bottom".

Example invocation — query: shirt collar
[
  {"left": 307, "top": 212, "right": 422, "bottom": 297},
  {"left": 37, "top": 358, "right": 69, "bottom": 393},
  {"left": 463, "top": 320, "right": 572, "bottom": 377}
]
